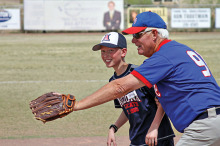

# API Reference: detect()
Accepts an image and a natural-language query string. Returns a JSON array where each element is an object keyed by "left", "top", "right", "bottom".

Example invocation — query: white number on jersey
[
  {"left": 186, "top": 51, "right": 211, "bottom": 77},
  {"left": 154, "top": 84, "right": 161, "bottom": 97}
]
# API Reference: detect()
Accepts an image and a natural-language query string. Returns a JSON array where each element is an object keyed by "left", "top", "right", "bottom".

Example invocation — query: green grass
[{"left": 0, "top": 32, "right": 220, "bottom": 139}]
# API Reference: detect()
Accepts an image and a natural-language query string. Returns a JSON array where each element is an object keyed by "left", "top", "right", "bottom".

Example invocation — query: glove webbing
[{"left": 60, "top": 94, "right": 75, "bottom": 115}]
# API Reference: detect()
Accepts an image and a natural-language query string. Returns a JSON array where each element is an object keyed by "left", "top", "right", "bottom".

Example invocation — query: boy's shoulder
[
  {"left": 109, "top": 64, "right": 138, "bottom": 82},
  {"left": 129, "top": 64, "right": 139, "bottom": 72},
  {"left": 130, "top": 64, "right": 138, "bottom": 69},
  {"left": 130, "top": 64, "right": 139, "bottom": 69}
]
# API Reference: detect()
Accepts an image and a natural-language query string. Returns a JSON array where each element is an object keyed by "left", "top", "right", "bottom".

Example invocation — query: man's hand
[{"left": 30, "top": 92, "right": 76, "bottom": 123}]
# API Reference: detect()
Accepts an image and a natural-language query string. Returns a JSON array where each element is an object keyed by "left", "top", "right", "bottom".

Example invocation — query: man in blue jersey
[
  {"left": 92, "top": 32, "right": 174, "bottom": 146},
  {"left": 120, "top": 12, "right": 220, "bottom": 145},
  {"left": 62, "top": 11, "right": 220, "bottom": 145}
]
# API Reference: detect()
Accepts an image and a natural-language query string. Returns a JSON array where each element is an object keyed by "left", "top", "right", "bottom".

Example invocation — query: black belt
[{"left": 194, "top": 107, "right": 220, "bottom": 121}]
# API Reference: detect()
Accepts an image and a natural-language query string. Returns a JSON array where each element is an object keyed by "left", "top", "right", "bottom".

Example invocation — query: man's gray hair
[{"left": 145, "top": 27, "right": 169, "bottom": 39}]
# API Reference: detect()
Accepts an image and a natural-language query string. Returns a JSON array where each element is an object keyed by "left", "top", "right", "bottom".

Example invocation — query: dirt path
[{"left": 0, "top": 135, "right": 181, "bottom": 146}]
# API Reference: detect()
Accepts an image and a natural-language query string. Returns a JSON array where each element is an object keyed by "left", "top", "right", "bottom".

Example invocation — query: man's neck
[{"left": 154, "top": 38, "right": 167, "bottom": 53}]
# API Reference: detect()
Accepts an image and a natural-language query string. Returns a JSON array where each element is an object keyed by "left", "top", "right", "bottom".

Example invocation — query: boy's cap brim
[
  {"left": 122, "top": 27, "right": 147, "bottom": 34},
  {"left": 92, "top": 43, "right": 118, "bottom": 51}
]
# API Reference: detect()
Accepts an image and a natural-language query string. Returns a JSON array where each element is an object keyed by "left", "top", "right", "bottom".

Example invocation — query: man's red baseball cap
[{"left": 122, "top": 11, "right": 167, "bottom": 35}]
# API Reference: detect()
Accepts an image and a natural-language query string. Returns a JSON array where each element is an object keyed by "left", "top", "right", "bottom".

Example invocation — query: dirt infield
[{"left": 0, "top": 135, "right": 181, "bottom": 146}]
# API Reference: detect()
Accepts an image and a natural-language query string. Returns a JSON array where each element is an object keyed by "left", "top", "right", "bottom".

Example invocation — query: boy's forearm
[
  {"left": 115, "top": 111, "right": 128, "bottom": 129},
  {"left": 150, "top": 104, "right": 165, "bottom": 129}
]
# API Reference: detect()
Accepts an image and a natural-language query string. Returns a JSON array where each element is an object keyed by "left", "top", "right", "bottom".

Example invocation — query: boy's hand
[
  {"left": 107, "top": 128, "right": 117, "bottom": 146},
  {"left": 145, "top": 128, "right": 158, "bottom": 146}
]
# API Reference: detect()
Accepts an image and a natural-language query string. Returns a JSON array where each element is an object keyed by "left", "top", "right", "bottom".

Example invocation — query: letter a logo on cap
[
  {"left": 102, "top": 34, "right": 111, "bottom": 42},
  {"left": 133, "top": 18, "right": 137, "bottom": 24}
]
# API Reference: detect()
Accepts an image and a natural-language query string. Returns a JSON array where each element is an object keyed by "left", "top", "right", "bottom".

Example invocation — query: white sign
[
  {"left": 215, "top": 8, "right": 220, "bottom": 28},
  {"left": 171, "top": 8, "right": 211, "bottom": 28},
  {"left": 0, "top": 9, "right": 21, "bottom": 30},
  {"left": 24, "top": 0, "right": 124, "bottom": 31}
]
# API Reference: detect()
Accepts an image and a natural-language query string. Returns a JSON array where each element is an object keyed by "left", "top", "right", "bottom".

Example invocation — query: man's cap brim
[
  {"left": 92, "top": 43, "right": 119, "bottom": 51},
  {"left": 122, "top": 27, "right": 147, "bottom": 35}
]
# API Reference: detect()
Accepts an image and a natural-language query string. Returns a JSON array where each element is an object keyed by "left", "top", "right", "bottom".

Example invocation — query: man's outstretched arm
[
  {"left": 74, "top": 74, "right": 145, "bottom": 111},
  {"left": 30, "top": 74, "right": 146, "bottom": 123}
]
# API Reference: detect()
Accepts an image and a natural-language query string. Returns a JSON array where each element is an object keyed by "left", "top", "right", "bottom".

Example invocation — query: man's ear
[{"left": 151, "top": 29, "right": 158, "bottom": 41}]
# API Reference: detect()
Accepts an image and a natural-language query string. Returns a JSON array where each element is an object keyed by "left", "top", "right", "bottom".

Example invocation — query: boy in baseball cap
[{"left": 92, "top": 32, "right": 175, "bottom": 146}]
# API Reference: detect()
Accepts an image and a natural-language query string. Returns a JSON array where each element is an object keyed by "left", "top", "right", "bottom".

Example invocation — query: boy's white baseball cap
[{"left": 92, "top": 32, "right": 127, "bottom": 51}]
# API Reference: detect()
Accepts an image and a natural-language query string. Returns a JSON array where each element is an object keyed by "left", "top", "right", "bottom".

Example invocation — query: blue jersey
[
  {"left": 131, "top": 40, "right": 220, "bottom": 133},
  {"left": 110, "top": 64, "right": 174, "bottom": 145}
]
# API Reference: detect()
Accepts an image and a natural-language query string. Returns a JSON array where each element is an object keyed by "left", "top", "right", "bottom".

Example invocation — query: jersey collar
[{"left": 156, "top": 39, "right": 171, "bottom": 52}]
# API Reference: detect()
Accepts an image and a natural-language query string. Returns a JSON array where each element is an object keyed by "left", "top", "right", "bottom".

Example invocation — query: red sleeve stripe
[{"left": 131, "top": 70, "right": 153, "bottom": 88}]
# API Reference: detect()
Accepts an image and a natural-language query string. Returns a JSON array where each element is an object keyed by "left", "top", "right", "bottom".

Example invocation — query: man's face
[
  {"left": 108, "top": 3, "right": 115, "bottom": 11},
  {"left": 132, "top": 31, "right": 156, "bottom": 57}
]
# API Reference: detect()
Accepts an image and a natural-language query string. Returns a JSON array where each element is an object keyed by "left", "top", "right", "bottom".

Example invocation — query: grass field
[{"left": 0, "top": 32, "right": 220, "bottom": 140}]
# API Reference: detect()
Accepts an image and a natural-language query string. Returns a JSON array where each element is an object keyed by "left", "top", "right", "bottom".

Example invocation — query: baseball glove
[{"left": 29, "top": 92, "right": 76, "bottom": 123}]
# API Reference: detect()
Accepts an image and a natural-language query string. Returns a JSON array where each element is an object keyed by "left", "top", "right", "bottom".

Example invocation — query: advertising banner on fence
[
  {"left": 171, "top": 8, "right": 211, "bottom": 28},
  {"left": 24, "top": 0, "right": 124, "bottom": 31},
  {"left": 127, "top": 7, "right": 168, "bottom": 28},
  {"left": 216, "top": 8, "right": 220, "bottom": 28},
  {"left": 0, "top": 9, "right": 20, "bottom": 30}
]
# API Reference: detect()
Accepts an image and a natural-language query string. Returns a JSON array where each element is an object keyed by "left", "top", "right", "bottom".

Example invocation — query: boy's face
[{"left": 100, "top": 46, "right": 125, "bottom": 68}]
